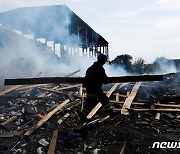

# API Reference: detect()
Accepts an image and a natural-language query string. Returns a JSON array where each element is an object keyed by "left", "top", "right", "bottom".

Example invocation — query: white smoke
[
  {"left": 0, "top": 6, "right": 129, "bottom": 87},
  {"left": 0, "top": 26, "right": 128, "bottom": 86},
  {"left": 152, "top": 57, "right": 177, "bottom": 75}
]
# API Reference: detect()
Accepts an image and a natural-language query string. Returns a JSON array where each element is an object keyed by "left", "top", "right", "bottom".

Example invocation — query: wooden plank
[
  {"left": 4, "top": 77, "right": 83, "bottom": 85},
  {"left": 57, "top": 113, "right": 70, "bottom": 124},
  {"left": 99, "top": 115, "right": 110, "bottom": 123},
  {"left": 0, "top": 131, "right": 24, "bottom": 137},
  {"left": 114, "top": 93, "right": 127, "bottom": 98},
  {"left": 75, "top": 83, "right": 120, "bottom": 130},
  {"left": 87, "top": 83, "right": 120, "bottom": 119},
  {"left": 121, "top": 82, "right": 142, "bottom": 115},
  {"left": 154, "top": 103, "right": 180, "bottom": 108},
  {"left": 106, "top": 83, "right": 120, "bottom": 97},
  {"left": 114, "top": 108, "right": 180, "bottom": 112},
  {"left": 1, "top": 116, "right": 18, "bottom": 126},
  {"left": 120, "top": 141, "right": 127, "bottom": 154},
  {"left": 55, "top": 84, "right": 82, "bottom": 91},
  {"left": 134, "top": 108, "right": 180, "bottom": 112},
  {"left": 87, "top": 103, "right": 102, "bottom": 119},
  {"left": 24, "top": 99, "right": 70, "bottom": 136},
  {"left": 47, "top": 130, "right": 58, "bottom": 154},
  {"left": 111, "top": 100, "right": 180, "bottom": 108},
  {"left": 111, "top": 100, "right": 145, "bottom": 105},
  {"left": 0, "top": 85, "right": 22, "bottom": 96},
  {"left": 17, "top": 70, "right": 80, "bottom": 90},
  {"left": 112, "top": 101, "right": 144, "bottom": 106},
  {"left": 38, "top": 87, "right": 63, "bottom": 94},
  {"left": 4, "top": 74, "right": 164, "bottom": 85}
]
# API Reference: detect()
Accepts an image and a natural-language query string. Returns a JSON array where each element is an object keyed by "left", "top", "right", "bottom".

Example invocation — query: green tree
[
  {"left": 110, "top": 54, "right": 133, "bottom": 72},
  {"left": 132, "top": 57, "right": 145, "bottom": 74}
]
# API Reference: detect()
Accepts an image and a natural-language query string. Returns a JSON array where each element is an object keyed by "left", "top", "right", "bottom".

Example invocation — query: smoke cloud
[
  {"left": 152, "top": 57, "right": 177, "bottom": 74},
  {"left": 0, "top": 24, "right": 127, "bottom": 86}
]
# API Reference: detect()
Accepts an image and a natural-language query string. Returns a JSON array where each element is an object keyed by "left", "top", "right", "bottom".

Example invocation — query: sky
[{"left": 0, "top": 0, "right": 180, "bottom": 63}]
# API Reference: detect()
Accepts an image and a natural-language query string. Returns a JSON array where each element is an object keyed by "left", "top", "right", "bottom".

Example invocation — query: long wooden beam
[
  {"left": 111, "top": 100, "right": 180, "bottom": 108},
  {"left": 106, "top": 83, "right": 120, "bottom": 98},
  {"left": 121, "top": 82, "right": 142, "bottom": 115},
  {"left": 114, "top": 108, "right": 180, "bottom": 112},
  {"left": 1, "top": 116, "right": 18, "bottom": 126},
  {"left": 0, "top": 85, "right": 22, "bottom": 96},
  {"left": 4, "top": 74, "right": 164, "bottom": 85}
]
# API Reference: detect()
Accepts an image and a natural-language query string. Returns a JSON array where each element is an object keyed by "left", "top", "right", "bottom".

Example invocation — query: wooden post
[{"left": 115, "top": 93, "right": 119, "bottom": 102}]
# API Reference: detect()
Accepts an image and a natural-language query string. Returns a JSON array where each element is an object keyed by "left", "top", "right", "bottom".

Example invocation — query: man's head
[{"left": 97, "top": 54, "right": 108, "bottom": 66}]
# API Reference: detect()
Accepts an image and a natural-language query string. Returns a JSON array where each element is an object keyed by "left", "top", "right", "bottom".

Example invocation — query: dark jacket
[{"left": 83, "top": 62, "right": 108, "bottom": 94}]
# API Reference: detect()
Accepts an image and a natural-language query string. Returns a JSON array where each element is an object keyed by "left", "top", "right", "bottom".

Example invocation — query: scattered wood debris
[{"left": 0, "top": 72, "right": 179, "bottom": 153}]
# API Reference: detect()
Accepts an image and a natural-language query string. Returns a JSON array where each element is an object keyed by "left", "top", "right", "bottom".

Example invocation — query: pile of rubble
[{"left": 0, "top": 73, "right": 180, "bottom": 154}]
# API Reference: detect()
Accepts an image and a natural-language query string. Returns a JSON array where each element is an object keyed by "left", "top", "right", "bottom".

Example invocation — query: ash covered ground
[{"left": 0, "top": 74, "right": 180, "bottom": 154}]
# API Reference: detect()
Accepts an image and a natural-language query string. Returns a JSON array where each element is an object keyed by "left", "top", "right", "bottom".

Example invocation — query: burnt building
[{"left": 0, "top": 5, "right": 109, "bottom": 58}]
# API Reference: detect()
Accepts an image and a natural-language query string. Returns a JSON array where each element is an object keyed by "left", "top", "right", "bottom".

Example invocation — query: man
[{"left": 80, "top": 53, "right": 114, "bottom": 121}]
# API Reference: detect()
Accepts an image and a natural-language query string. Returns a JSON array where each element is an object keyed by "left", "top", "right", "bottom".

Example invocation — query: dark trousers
[{"left": 81, "top": 93, "right": 112, "bottom": 117}]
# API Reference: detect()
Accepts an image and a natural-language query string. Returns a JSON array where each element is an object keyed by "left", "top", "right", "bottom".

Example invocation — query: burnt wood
[{"left": 4, "top": 74, "right": 164, "bottom": 85}]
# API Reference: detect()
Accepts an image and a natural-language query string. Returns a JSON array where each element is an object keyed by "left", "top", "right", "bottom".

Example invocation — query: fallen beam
[
  {"left": 0, "top": 72, "right": 44, "bottom": 94},
  {"left": 121, "top": 82, "right": 142, "bottom": 115},
  {"left": 114, "top": 108, "right": 180, "bottom": 112},
  {"left": 111, "top": 100, "right": 180, "bottom": 108},
  {"left": 24, "top": 99, "right": 70, "bottom": 136},
  {"left": 1, "top": 116, "right": 18, "bottom": 126},
  {"left": 47, "top": 130, "right": 58, "bottom": 154},
  {"left": 87, "top": 83, "right": 120, "bottom": 119},
  {"left": 54, "top": 84, "right": 82, "bottom": 91},
  {"left": 87, "top": 103, "right": 102, "bottom": 119},
  {"left": 4, "top": 74, "right": 164, "bottom": 85},
  {"left": 0, "top": 131, "right": 24, "bottom": 137},
  {"left": 133, "top": 108, "right": 180, "bottom": 112},
  {"left": 120, "top": 141, "right": 127, "bottom": 154},
  {"left": 5, "top": 77, "right": 83, "bottom": 85},
  {"left": 106, "top": 83, "right": 120, "bottom": 97},
  {"left": 0, "top": 85, "right": 22, "bottom": 96}
]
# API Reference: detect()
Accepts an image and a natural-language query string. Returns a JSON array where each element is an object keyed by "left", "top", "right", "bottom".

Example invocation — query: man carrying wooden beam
[{"left": 80, "top": 54, "right": 114, "bottom": 122}]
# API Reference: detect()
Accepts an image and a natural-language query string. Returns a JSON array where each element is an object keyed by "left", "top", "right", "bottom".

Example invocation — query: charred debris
[
  {"left": 0, "top": 5, "right": 180, "bottom": 154},
  {"left": 0, "top": 72, "right": 180, "bottom": 154}
]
